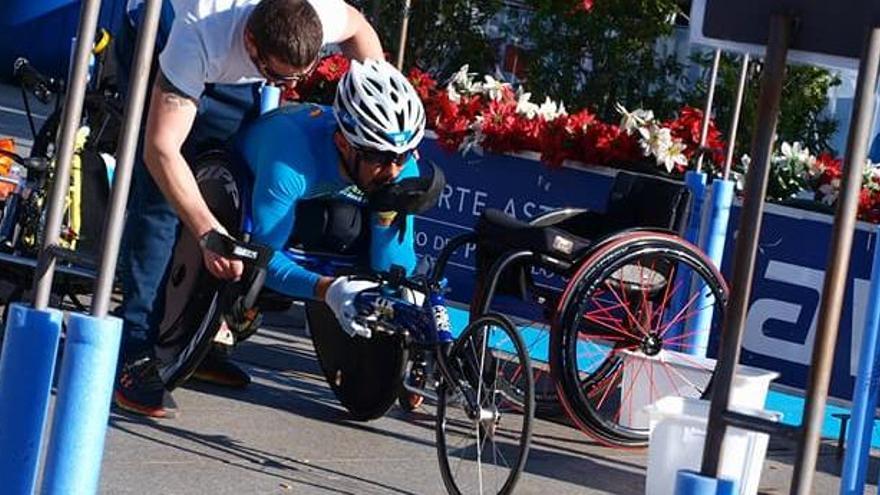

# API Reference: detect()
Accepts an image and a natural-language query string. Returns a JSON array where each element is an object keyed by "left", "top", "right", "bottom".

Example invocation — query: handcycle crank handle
[{"left": 199, "top": 230, "right": 272, "bottom": 268}]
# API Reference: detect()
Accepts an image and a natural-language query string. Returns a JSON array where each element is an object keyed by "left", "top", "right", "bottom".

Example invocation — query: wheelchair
[{"left": 466, "top": 171, "right": 729, "bottom": 447}]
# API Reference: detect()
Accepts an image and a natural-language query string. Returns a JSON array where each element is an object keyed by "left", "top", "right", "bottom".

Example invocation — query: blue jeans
[{"left": 116, "top": 4, "right": 261, "bottom": 359}]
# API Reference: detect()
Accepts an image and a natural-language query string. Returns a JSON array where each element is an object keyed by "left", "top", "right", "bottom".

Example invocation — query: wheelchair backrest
[{"left": 602, "top": 171, "right": 692, "bottom": 235}]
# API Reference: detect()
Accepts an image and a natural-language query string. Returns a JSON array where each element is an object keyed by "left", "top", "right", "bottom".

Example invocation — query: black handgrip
[
  {"left": 200, "top": 230, "right": 272, "bottom": 268},
  {"left": 14, "top": 58, "right": 61, "bottom": 104}
]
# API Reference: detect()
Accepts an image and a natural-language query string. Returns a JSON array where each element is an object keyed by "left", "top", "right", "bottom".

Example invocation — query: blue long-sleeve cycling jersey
[{"left": 237, "top": 104, "right": 417, "bottom": 300}]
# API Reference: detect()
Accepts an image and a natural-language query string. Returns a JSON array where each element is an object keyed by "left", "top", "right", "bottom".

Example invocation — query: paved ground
[{"left": 2, "top": 81, "right": 879, "bottom": 494}]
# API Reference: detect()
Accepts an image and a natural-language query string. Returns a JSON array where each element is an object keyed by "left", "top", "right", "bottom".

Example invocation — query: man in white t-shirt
[{"left": 114, "top": 0, "right": 383, "bottom": 419}]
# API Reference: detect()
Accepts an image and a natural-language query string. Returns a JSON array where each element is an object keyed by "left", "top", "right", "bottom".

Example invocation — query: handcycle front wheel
[
  {"left": 436, "top": 313, "right": 535, "bottom": 495},
  {"left": 551, "top": 231, "right": 728, "bottom": 448}
]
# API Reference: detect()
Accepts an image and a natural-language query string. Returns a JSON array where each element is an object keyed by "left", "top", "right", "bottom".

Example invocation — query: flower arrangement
[{"left": 286, "top": 54, "right": 880, "bottom": 222}]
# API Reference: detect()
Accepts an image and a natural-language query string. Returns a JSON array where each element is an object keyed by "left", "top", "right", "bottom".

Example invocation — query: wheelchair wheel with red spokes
[{"left": 550, "top": 231, "right": 728, "bottom": 447}]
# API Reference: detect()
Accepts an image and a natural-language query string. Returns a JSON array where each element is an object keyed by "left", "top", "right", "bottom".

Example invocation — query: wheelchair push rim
[{"left": 551, "top": 231, "right": 728, "bottom": 448}]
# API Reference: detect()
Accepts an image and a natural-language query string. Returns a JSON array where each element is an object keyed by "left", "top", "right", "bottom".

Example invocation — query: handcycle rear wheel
[
  {"left": 155, "top": 151, "right": 244, "bottom": 389},
  {"left": 551, "top": 231, "right": 728, "bottom": 447},
  {"left": 436, "top": 313, "right": 534, "bottom": 495}
]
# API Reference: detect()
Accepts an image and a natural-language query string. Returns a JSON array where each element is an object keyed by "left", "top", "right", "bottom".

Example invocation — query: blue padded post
[
  {"left": 685, "top": 178, "right": 735, "bottom": 356},
  {"left": 840, "top": 225, "right": 880, "bottom": 494},
  {"left": 260, "top": 84, "right": 280, "bottom": 115},
  {"left": 40, "top": 313, "right": 122, "bottom": 494},
  {"left": 674, "top": 469, "right": 738, "bottom": 495},
  {"left": 0, "top": 304, "right": 62, "bottom": 494},
  {"left": 668, "top": 171, "right": 708, "bottom": 348}
]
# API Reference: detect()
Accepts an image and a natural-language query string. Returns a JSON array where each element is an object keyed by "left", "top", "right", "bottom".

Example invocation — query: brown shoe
[{"left": 191, "top": 354, "right": 251, "bottom": 388}]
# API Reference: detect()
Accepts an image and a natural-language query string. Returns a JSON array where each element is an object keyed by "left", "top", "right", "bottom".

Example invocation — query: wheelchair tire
[
  {"left": 155, "top": 151, "right": 244, "bottom": 390},
  {"left": 550, "top": 231, "right": 728, "bottom": 448},
  {"left": 305, "top": 301, "right": 408, "bottom": 421}
]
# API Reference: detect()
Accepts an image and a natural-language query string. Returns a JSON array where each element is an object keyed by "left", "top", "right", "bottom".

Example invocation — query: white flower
[
  {"left": 515, "top": 92, "right": 539, "bottom": 119},
  {"left": 639, "top": 126, "right": 672, "bottom": 157},
  {"left": 819, "top": 179, "right": 840, "bottom": 205},
  {"left": 616, "top": 103, "right": 654, "bottom": 135},
  {"left": 450, "top": 65, "right": 474, "bottom": 90},
  {"left": 447, "top": 85, "right": 462, "bottom": 104},
  {"left": 537, "top": 97, "right": 566, "bottom": 121},
  {"left": 779, "top": 141, "right": 816, "bottom": 170},
  {"left": 479, "top": 75, "right": 507, "bottom": 101},
  {"left": 657, "top": 139, "right": 689, "bottom": 173}
]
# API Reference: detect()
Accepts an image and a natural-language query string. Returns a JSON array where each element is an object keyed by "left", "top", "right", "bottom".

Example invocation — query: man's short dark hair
[{"left": 247, "top": 0, "right": 323, "bottom": 67}]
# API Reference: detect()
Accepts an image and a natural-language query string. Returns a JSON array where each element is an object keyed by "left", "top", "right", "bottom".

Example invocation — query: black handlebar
[
  {"left": 0, "top": 148, "right": 49, "bottom": 172},
  {"left": 14, "top": 58, "right": 63, "bottom": 104}
]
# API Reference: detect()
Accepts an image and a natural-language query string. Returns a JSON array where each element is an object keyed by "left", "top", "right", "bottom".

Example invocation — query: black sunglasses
[
  {"left": 254, "top": 49, "right": 316, "bottom": 86},
  {"left": 354, "top": 146, "right": 413, "bottom": 167}
]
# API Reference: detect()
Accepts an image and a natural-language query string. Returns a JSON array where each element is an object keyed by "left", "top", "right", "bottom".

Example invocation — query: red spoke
[
  {"left": 591, "top": 363, "right": 625, "bottom": 408},
  {"left": 583, "top": 307, "right": 643, "bottom": 342},
  {"left": 638, "top": 260, "right": 656, "bottom": 333},
  {"left": 614, "top": 356, "right": 647, "bottom": 424},
  {"left": 665, "top": 351, "right": 716, "bottom": 374},
  {"left": 659, "top": 289, "right": 703, "bottom": 338},
  {"left": 507, "top": 364, "right": 523, "bottom": 384},
  {"left": 659, "top": 356, "right": 707, "bottom": 393},
  {"left": 651, "top": 264, "right": 679, "bottom": 326},
  {"left": 658, "top": 358, "right": 684, "bottom": 397},
  {"left": 604, "top": 280, "right": 649, "bottom": 336},
  {"left": 663, "top": 329, "right": 709, "bottom": 345}
]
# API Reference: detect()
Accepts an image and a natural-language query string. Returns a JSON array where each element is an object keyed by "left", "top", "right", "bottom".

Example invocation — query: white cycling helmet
[{"left": 333, "top": 58, "right": 426, "bottom": 155}]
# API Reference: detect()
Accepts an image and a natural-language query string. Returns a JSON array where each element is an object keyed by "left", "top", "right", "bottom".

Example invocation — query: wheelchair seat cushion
[{"left": 475, "top": 209, "right": 592, "bottom": 262}]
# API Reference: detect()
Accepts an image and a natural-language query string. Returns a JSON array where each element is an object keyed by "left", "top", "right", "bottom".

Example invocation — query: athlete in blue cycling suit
[
  {"left": 239, "top": 58, "right": 426, "bottom": 337},
  {"left": 238, "top": 103, "right": 417, "bottom": 300}
]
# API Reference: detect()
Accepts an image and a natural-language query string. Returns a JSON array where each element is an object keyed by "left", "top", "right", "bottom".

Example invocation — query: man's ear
[
  {"left": 243, "top": 28, "right": 257, "bottom": 55},
  {"left": 333, "top": 131, "right": 351, "bottom": 155}
]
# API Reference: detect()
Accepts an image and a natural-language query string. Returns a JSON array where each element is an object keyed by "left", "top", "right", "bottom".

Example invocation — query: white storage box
[
  {"left": 620, "top": 349, "right": 778, "bottom": 429},
  {"left": 645, "top": 397, "right": 781, "bottom": 495}
]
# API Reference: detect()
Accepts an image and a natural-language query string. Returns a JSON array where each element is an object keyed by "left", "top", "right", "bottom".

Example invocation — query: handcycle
[
  {"left": 155, "top": 147, "right": 535, "bottom": 495},
  {"left": 465, "top": 171, "right": 729, "bottom": 448},
  {"left": 0, "top": 44, "right": 121, "bottom": 315}
]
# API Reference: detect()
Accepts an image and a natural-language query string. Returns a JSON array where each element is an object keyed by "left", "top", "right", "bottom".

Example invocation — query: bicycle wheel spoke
[{"left": 604, "top": 280, "right": 649, "bottom": 336}]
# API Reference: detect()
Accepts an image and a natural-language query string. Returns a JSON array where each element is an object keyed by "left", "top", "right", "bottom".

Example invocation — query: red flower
[
  {"left": 407, "top": 67, "right": 437, "bottom": 101},
  {"left": 667, "top": 106, "right": 726, "bottom": 170},
  {"left": 574, "top": 0, "right": 594, "bottom": 12},
  {"left": 315, "top": 53, "right": 350, "bottom": 82}
]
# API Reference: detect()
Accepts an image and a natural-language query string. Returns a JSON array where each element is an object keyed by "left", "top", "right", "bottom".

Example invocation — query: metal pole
[
  {"left": 395, "top": 0, "right": 412, "bottom": 70},
  {"left": 790, "top": 25, "right": 880, "bottom": 495},
  {"left": 31, "top": 0, "right": 103, "bottom": 310},
  {"left": 696, "top": 48, "right": 722, "bottom": 173},
  {"left": 700, "top": 14, "right": 792, "bottom": 477},
  {"left": 91, "top": 0, "right": 163, "bottom": 318},
  {"left": 723, "top": 54, "right": 750, "bottom": 181}
]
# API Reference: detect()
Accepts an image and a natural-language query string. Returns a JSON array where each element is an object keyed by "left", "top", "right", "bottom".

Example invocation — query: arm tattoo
[{"left": 157, "top": 72, "right": 197, "bottom": 109}]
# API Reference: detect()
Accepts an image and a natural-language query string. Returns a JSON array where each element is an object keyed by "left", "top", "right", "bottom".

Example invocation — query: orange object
[
  {"left": 0, "top": 138, "right": 14, "bottom": 176},
  {"left": 0, "top": 138, "right": 15, "bottom": 200}
]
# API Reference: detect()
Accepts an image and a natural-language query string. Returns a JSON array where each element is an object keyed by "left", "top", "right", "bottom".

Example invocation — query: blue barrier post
[
  {"left": 668, "top": 170, "right": 708, "bottom": 350},
  {"left": 674, "top": 470, "right": 737, "bottom": 495},
  {"left": 40, "top": 313, "right": 122, "bottom": 494},
  {"left": 840, "top": 226, "right": 880, "bottom": 494},
  {"left": 0, "top": 304, "right": 62, "bottom": 494},
  {"left": 685, "top": 178, "right": 735, "bottom": 356},
  {"left": 260, "top": 84, "right": 280, "bottom": 114}
]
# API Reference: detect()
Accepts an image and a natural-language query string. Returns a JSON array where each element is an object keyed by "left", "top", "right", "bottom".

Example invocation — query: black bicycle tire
[
  {"left": 435, "top": 312, "right": 535, "bottom": 495},
  {"left": 155, "top": 153, "right": 243, "bottom": 390},
  {"left": 552, "top": 233, "right": 728, "bottom": 448}
]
